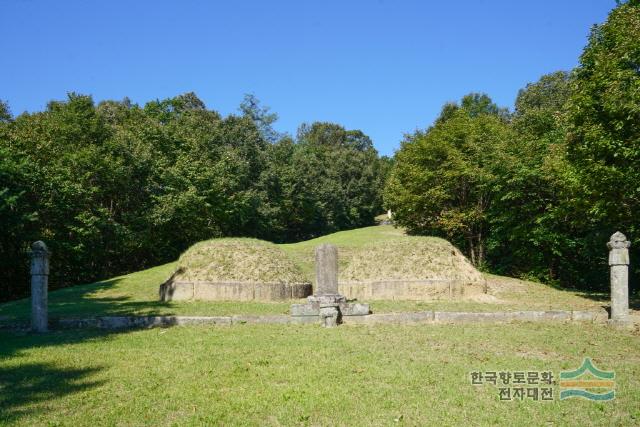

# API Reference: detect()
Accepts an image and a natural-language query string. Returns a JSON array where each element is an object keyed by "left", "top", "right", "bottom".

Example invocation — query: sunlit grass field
[{"left": 1, "top": 322, "right": 639, "bottom": 426}]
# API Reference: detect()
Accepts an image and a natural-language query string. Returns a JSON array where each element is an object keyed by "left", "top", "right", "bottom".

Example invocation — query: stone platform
[{"left": 290, "top": 294, "right": 370, "bottom": 317}]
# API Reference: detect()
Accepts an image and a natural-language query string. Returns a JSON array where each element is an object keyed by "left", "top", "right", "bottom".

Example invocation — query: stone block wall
[{"left": 159, "top": 281, "right": 312, "bottom": 302}]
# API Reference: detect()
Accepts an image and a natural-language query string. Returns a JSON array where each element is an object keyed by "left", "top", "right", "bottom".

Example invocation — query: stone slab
[
  {"left": 159, "top": 281, "right": 195, "bottom": 301},
  {"left": 340, "top": 303, "right": 371, "bottom": 316},
  {"left": 232, "top": 315, "right": 304, "bottom": 324},
  {"left": 571, "top": 310, "right": 602, "bottom": 322},
  {"left": 290, "top": 304, "right": 319, "bottom": 316},
  {"left": 315, "top": 244, "right": 339, "bottom": 295}
]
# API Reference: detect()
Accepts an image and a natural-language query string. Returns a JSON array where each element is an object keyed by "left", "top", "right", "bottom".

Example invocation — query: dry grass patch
[
  {"left": 340, "top": 236, "right": 484, "bottom": 284},
  {"left": 172, "top": 238, "right": 307, "bottom": 284}
]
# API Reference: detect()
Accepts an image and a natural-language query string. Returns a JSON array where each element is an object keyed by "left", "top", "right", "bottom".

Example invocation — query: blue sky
[{"left": 1, "top": 0, "right": 614, "bottom": 155}]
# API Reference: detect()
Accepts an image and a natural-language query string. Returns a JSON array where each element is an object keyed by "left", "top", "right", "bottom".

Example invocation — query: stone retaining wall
[
  {"left": 0, "top": 310, "right": 607, "bottom": 331},
  {"left": 159, "top": 281, "right": 312, "bottom": 301},
  {"left": 338, "top": 279, "right": 487, "bottom": 300}
]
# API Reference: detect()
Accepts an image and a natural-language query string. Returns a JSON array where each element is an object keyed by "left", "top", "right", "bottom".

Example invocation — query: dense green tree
[
  {"left": 566, "top": 2, "right": 640, "bottom": 233},
  {"left": 487, "top": 72, "right": 587, "bottom": 284},
  {"left": 565, "top": 0, "right": 640, "bottom": 288},
  {"left": 0, "top": 143, "right": 38, "bottom": 300},
  {"left": 385, "top": 95, "right": 512, "bottom": 266},
  {"left": 239, "top": 94, "right": 280, "bottom": 143},
  {"left": 295, "top": 122, "right": 381, "bottom": 233},
  {"left": 0, "top": 100, "right": 11, "bottom": 123},
  {"left": 257, "top": 122, "right": 383, "bottom": 242}
]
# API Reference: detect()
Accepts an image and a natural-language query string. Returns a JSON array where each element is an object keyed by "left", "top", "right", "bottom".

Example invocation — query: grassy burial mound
[
  {"left": 160, "top": 238, "right": 311, "bottom": 301},
  {"left": 338, "top": 236, "right": 487, "bottom": 300},
  {"left": 0, "top": 225, "right": 612, "bottom": 322}
]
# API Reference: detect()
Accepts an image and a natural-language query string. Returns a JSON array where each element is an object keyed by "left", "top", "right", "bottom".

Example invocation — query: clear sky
[{"left": 1, "top": 0, "right": 615, "bottom": 155}]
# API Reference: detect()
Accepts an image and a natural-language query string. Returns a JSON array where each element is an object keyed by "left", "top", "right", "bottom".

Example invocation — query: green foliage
[
  {"left": 385, "top": 94, "right": 512, "bottom": 266},
  {"left": 0, "top": 100, "right": 11, "bottom": 122},
  {"left": 0, "top": 145, "right": 38, "bottom": 299},
  {"left": 488, "top": 72, "right": 583, "bottom": 283},
  {"left": 239, "top": 93, "right": 280, "bottom": 142},
  {"left": 0, "top": 94, "right": 386, "bottom": 301},
  {"left": 257, "top": 122, "right": 383, "bottom": 242},
  {"left": 566, "top": 0, "right": 640, "bottom": 284}
]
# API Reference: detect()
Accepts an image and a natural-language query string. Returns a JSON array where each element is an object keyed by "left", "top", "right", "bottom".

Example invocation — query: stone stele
[{"left": 290, "top": 243, "right": 369, "bottom": 327}]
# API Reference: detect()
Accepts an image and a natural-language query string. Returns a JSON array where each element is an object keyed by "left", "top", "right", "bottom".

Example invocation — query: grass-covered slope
[
  {"left": 171, "top": 238, "right": 307, "bottom": 284},
  {"left": 0, "top": 226, "right": 610, "bottom": 322}
]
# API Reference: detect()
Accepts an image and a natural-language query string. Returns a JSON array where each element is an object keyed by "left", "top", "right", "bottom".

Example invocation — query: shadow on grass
[
  {"left": 0, "top": 277, "right": 179, "bottom": 323},
  {"left": 0, "top": 328, "right": 120, "bottom": 423},
  {"left": 0, "top": 277, "right": 169, "bottom": 418},
  {"left": 0, "top": 361, "right": 106, "bottom": 424},
  {"left": 574, "top": 290, "right": 640, "bottom": 311}
]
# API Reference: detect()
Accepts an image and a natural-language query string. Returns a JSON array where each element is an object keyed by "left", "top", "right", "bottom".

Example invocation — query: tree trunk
[{"left": 468, "top": 237, "right": 476, "bottom": 266}]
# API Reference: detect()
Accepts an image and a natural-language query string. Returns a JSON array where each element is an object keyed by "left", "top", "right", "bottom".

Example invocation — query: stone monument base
[{"left": 290, "top": 294, "right": 370, "bottom": 327}]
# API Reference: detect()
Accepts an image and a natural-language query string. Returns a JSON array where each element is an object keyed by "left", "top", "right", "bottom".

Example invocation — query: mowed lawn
[
  {"left": 0, "top": 226, "right": 612, "bottom": 323},
  {"left": 1, "top": 322, "right": 639, "bottom": 426},
  {"left": 1, "top": 225, "right": 639, "bottom": 425}
]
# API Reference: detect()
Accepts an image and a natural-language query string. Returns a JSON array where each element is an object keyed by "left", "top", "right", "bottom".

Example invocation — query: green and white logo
[{"left": 559, "top": 358, "right": 615, "bottom": 401}]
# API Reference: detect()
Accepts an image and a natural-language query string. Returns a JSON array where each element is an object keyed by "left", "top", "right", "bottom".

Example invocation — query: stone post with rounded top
[
  {"left": 607, "top": 232, "right": 630, "bottom": 326},
  {"left": 30, "top": 241, "right": 50, "bottom": 333}
]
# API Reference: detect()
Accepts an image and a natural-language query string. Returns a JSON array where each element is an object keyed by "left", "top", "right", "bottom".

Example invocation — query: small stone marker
[
  {"left": 607, "top": 232, "right": 630, "bottom": 326},
  {"left": 290, "top": 244, "right": 369, "bottom": 327},
  {"left": 30, "top": 241, "right": 50, "bottom": 333}
]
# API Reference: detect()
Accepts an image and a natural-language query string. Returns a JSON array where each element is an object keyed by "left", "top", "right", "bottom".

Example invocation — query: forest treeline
[
  {"left": 0, "top": 94, "right": 389, "bottom": 301},
  {"left": 1, "top": 1, "right": 638, "bottom": 301}
]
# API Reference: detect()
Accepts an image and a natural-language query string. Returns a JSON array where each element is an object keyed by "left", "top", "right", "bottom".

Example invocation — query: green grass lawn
[
  {"left": 0, "top": 226, "right": 612, "bottom": 323},
  {"left": 1, "top": 322, "right": 639, "bottom": 426},
  {"left": 1, "top": 225, "right": 638, "bottom": 426}
]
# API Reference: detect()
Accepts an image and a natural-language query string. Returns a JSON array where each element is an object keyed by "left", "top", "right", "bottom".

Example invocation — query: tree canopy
[{"left": 0, "top": 93, "right": 387, "bottom": 301}]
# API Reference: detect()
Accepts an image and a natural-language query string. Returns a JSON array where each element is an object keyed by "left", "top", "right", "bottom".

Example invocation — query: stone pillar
[
  {"left": 607, "top": 232, "right": 630, "bottom": 325},
  {"left": 30, "top": 241, "right": 50, "bottom": 333}
]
